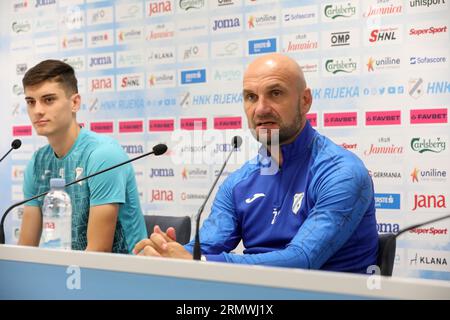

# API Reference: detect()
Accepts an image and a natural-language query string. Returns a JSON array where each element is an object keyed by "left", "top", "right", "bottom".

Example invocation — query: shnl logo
[
  {"left": 324, "top": 57, "right": 357, "bottom": 75},
  {"left": 410, "top": 137, "right": 446, "bottom": 153}
]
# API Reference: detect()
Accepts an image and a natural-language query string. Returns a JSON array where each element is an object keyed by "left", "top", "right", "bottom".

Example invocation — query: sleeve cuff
[{"left": 204, "top": 253, "right": 227, "bottom": 262}]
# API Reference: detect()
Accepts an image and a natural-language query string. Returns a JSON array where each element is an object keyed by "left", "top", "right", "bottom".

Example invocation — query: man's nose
[
  {"left": 254, "top": 96, "right": 272, "bottom": 117},
  {"left": 33, "top": 101, "right": 45, "bottom": 115}
]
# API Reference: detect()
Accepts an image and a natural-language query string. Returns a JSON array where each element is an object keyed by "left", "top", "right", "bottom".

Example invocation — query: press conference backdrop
[{"left": 0, "top": 0, "right": 449, "bottom": 280}]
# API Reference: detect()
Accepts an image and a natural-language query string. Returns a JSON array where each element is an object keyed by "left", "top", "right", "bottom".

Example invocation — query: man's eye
[
  {"left": 44, "top": 97, "right": 55, "bottom": 103},
  {"left": 26, "top": 100, "right": 35, "bottom": 106},
  {"left": 246, "top": 94, "right": 257, "bottom": 102},
  {"left": 272, "top": 90, "right": 282, "bottom": 97}
]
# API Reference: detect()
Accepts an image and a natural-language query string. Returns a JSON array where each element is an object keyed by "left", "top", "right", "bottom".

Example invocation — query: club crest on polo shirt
[
  {"left": 292, "top": 192, "right": 304, "bottom": 214},
  {"left": 75, "top": 167, "right": 84, "bottom": 185}
]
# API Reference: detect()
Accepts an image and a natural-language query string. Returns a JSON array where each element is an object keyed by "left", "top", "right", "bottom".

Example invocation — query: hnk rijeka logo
[{"left": 410, "top": 137, "right": 446, "bottom": 153}]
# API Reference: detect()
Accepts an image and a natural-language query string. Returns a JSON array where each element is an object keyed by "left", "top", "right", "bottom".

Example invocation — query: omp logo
[
  {"left": 412, "top": 194, "right": 446, "bottom": 210},
  {"left": 410, "top": 137, "right": 446, "bottom": 153},
  {"left": 147, "top": 1, "right": 173, "bottom": 16},
  {"left": 211, "top": 16, "right": 242, "bottom": 32}
]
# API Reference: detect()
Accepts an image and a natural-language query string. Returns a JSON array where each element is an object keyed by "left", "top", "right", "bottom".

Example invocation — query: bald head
[
  {"left": 244, "top": 53, "right": 306, "bottom": 93},
  {"left": 242, "top": 53, "right": 313, "bottom": 146}
]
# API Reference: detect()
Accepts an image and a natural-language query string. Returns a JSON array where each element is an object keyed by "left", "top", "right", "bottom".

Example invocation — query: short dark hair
[{"left": 22, "top": 59, "right": 78, "bottom": 95}]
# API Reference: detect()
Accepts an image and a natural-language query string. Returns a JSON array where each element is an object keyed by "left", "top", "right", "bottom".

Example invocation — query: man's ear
[
  {"left": 300, "top": 88, "right": 312, "bottom": 115},
  {"left": 71, "top": 93, "right": 81, "bottom": 113}
]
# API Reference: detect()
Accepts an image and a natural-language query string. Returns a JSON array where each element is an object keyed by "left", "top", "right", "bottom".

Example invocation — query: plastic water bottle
[{"left": 41, "top": 178, "right": 72, "bottom": 250}]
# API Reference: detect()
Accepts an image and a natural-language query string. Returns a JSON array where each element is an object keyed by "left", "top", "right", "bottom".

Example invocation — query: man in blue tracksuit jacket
[{"left": 134, "top": 53, "right": 378, "bottom": 274}]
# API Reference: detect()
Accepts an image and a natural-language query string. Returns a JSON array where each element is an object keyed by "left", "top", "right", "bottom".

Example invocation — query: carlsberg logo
[
  {"left": 411, "top": 137, "right": 446, "bottom": 153},
  {"left": 324, "top": 3, "right": 357, "bottom": 19},
  {"left": 325, "top": 58, "right": 357, "bottom": 74}
]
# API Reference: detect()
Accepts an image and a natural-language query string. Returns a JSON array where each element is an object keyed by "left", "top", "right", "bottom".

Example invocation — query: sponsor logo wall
[{"left": 0, "top": 0, "right": 449, "bottom": 280}]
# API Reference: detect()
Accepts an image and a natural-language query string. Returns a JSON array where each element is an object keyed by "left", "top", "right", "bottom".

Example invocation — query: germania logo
[
  {"left": 325, "top": 58, "right": 357, "bottom": 74},
  {"left": 410, "top": 137, "right": 446, "bottom": 153}
]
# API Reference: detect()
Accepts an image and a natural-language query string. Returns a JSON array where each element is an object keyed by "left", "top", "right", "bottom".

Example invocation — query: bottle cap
[{"left": 49, "top": 178, "right": 66, "bottom": 188}]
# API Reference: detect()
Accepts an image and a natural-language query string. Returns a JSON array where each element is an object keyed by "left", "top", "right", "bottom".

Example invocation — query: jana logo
[
  {"left": 324, "top": 3, "right": 357, "bottom": 19},
  {"left": 410, "top": 137, "right": 446, "bottom": 153},
  {"left": 325, "top": 58, "right": 357, "bottom": 74}
]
